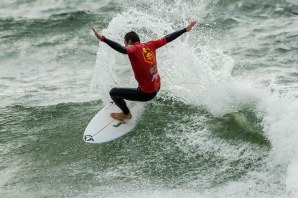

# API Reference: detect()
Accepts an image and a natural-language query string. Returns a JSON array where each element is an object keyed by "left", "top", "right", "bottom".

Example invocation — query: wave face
[{"left": 1, "top": 0, "right": 298, "bottom": 197}]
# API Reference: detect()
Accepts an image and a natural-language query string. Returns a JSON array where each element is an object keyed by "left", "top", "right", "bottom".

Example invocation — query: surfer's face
[{"left": 124, "top": 39, "right": 132, "bottom": 47}]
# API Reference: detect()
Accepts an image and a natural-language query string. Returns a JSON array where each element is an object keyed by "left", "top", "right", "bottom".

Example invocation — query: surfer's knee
[{"left": 109, "top": 87, "right": 117, "bottom": 96}]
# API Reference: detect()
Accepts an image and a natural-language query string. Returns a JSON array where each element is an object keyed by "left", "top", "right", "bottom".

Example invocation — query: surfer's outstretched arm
[
  {"left": 165, "top": 21, "right": 196, "bottom": 43},
  {"left": 92, "top": 28, "right": 127, "bottom": 54},
  {"left": 102, "top": 38, "right": 127, "bottom": 54},
  {"left": 165, "top": 28, "right": 186, "bottom": 43}
]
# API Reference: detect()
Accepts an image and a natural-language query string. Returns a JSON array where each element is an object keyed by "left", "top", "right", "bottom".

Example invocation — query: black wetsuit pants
[{"left": 109, "top": 87, "right": 159, "bottom": 115}]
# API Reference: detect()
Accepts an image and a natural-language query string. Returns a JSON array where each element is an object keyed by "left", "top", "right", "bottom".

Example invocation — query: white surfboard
[{"left": 83, "top": 101, "right": 144, "bottom": 144}]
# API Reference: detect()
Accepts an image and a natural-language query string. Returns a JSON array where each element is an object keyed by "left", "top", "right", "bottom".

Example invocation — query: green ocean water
[{"left": 1, "top": 0, "right": 298, "bottom": 197}]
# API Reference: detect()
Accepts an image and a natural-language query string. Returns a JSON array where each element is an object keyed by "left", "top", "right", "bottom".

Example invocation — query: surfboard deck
[{"left": 83, "top": 101, "right": 143, "bottom": 144}]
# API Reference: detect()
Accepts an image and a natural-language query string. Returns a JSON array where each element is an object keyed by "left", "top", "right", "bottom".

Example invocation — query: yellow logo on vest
[{"left": 142, "top": 47, "right": 155, "bottom": 64}]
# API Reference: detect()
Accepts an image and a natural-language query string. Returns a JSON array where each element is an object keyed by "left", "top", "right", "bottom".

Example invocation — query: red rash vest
[{"left": 126, "top": 37, "right": 167, "bottom": 93}]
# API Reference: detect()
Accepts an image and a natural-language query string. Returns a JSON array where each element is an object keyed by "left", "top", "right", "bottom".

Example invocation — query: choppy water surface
[{"left": 1, "top": 0, "right": 298, "bottom": 197}]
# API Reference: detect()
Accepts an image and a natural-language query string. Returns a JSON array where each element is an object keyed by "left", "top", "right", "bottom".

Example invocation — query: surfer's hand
[
  {"left": 92, "top": 27, "right": 105, "bottom": 41},
  {"left": 186, "top": 21, "right": 196, "bottom": 32}
]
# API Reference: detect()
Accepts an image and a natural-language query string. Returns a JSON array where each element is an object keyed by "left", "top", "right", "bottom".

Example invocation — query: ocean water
[{"left": 1, "top": 0, "right": 298, "bottom": 197}]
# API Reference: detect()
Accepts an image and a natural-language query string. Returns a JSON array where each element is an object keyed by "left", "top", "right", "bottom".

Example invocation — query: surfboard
[{"left": 83, "top": 101, "right": 144, "bottom": 144}]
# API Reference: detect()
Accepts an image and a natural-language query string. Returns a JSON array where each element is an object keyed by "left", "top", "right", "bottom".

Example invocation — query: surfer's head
[{"left": 124, "top": 31, "right": 140, "bottom": 46}]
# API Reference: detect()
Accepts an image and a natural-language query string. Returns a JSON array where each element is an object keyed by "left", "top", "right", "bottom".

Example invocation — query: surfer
[{"left": 92, "top": 21, "right": 196, "bottom": 121}]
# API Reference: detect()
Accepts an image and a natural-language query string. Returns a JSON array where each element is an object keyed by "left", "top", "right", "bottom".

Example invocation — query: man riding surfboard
[{"left": 92, "top": 21, "right": 196, "bottom": 121}]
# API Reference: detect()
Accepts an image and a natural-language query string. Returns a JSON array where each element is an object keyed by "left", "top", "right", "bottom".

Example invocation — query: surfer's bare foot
[{"left": 111, "top": 112, "right": 132, "bottom": 121}]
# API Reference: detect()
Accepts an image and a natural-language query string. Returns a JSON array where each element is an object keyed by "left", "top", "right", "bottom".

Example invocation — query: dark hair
[{"left": 124, "top": 31, "right": 140, "bottom": 43}]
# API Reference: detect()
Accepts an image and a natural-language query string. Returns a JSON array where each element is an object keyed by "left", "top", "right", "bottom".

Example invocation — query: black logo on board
[
  {"left": 84, "top": 135, "right": 94, "bottom": 142},
  {"left": 113, "top": 121, "right": 126, "bottom": 127}
]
